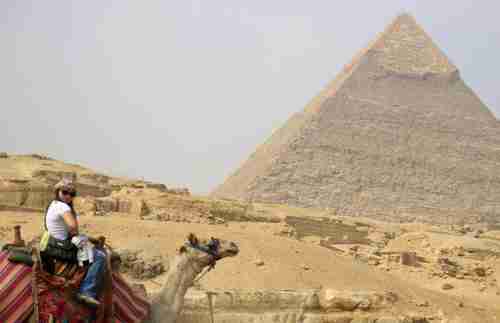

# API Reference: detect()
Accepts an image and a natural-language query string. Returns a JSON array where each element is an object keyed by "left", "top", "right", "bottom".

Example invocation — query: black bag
[{"left": 43, "top": 235, "right": 77, "bottom": 263}]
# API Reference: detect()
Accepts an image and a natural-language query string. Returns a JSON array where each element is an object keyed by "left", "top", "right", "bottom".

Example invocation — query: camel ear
[{"left": 188, "top": 233, "right": 199, "bottom": 246}]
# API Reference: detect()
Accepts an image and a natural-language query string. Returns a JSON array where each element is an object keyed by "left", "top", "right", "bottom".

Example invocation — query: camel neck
[{"left": 152, "top": 253, "right": 204, "bottom": 323}]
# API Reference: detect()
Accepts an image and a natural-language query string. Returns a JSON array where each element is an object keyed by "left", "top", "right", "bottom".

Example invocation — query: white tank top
[{"left": 46, "top": 200, "right": 77, "bottom": 240}]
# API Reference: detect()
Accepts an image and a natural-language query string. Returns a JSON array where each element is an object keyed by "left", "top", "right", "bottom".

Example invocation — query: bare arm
[{"left": 62, "top": 211, "right": 79, "bottom": 236}]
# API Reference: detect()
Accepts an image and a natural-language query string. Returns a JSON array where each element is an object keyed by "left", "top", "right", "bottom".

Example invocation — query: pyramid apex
[
  {"left": 393, "top": 12, "right": 416, "bottom": 22},
  {"left": 368, "top": 12, "right": 457, "bottom": 74}
]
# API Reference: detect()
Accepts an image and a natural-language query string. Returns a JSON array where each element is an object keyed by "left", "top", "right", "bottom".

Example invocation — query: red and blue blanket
[{"left": 0, "top": 250, "right": 150, "bottom": 323}]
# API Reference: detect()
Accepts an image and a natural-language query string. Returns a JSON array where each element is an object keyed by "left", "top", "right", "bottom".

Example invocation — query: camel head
[{"left": 179, "top": 233, "right": 239, "bottom": 268}]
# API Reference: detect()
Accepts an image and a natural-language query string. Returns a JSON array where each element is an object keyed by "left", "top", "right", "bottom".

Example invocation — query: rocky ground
[
  {"left": 2, "top": 209, "right": 500, "bottom": 322},
  {"left": 2, "top": 154, "right": 500, "bottom": 322}
]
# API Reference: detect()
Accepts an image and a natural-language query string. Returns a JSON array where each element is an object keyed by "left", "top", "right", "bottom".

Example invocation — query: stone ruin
[{"left": 179, "top": 288, "right": 434, "bottom": 323}]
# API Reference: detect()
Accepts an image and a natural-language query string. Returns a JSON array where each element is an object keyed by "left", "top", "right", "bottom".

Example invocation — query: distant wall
[
  {"left": 0, "top": 185, "right": 53, "bottom": 210},
  {"left": 0, "top": 182, "right": 111, "bottom": 211}
]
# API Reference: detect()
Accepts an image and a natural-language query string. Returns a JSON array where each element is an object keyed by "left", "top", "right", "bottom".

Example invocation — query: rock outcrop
[
  {"left": 115, "top": 249, "right": 166, "bottom": 279},
  {"left": 0, "top": 154, "right": 165, "bottom": 211}
]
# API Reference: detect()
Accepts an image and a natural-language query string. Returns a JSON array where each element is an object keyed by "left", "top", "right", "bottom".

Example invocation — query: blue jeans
[{"left": 79, "top": 249, "right": 107, "bottom": 299}]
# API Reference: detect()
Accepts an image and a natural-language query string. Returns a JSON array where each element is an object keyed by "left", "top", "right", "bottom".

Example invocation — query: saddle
[
  {"left": 1, "top": 227, "right": 149, "bottom": 323},
  {"left": 2, "top": 241, "right": 114, "bottom": 322}
]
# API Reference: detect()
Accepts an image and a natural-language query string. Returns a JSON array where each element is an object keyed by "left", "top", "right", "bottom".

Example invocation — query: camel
[
  {"left": 148, "top": 233, "right": 239, "bottom": 323},
  {"left": 0, "top": 233, "right": 239, "bottom": 322}
]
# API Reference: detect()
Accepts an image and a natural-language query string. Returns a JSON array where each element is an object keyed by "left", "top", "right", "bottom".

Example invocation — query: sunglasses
[{"left": 61, "top": 190, "right": 77, "bottom": 197}]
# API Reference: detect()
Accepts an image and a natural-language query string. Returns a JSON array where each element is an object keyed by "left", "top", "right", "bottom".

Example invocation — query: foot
[{"left": 76, "top": 293, "right": 101, "bottom": 307}]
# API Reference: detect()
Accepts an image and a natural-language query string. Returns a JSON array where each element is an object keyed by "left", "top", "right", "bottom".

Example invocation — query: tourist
[{"left": 40, "top": 178, "right": 106, "bottom": 307}]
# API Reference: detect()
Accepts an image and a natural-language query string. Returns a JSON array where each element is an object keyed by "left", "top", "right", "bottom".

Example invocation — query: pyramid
[{"left": 212, "top": 14, "right": 500, "bottom": 224}]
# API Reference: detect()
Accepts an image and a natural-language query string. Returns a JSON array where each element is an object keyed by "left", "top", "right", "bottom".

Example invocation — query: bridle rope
[{"left": 187, "top": 238, "right": 221, "bottom": 284}]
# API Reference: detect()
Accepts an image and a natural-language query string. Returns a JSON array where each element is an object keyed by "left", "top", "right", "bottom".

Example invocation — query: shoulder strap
[{"left": 43, "top": 201, "right": 52, "bottom": 231}]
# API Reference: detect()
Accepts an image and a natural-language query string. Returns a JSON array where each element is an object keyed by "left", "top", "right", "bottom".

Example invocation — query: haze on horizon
[{"left": 1, "top": 1, "right": 499, "bottom": 194}]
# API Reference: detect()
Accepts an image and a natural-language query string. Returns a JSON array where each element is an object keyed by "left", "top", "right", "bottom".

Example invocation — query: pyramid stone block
[{"left": 212, "top": 14, "right": 500, "bottom": 224}]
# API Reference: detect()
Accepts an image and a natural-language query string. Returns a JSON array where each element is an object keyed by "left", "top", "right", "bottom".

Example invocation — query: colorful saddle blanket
[{"left": 0, "top": 251, "right": 150, "bottom": 323}]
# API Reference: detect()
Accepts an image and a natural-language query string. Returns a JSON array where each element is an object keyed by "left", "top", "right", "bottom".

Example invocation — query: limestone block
[
  {"left": 117, "top": 199, "right": 132, "bottom": 213},
  {"left": 388, "top": 254, "right": 401, "bottom": 263},
  {"left": 166, "top": 187, "right": 191, "bottom": 196},
  {"left": 29, "top": 154, "right": 51, "bottom": 160},
  {"left": 376, "top": 318, "right": 401, "bottom": 323},
  {"left": 115, "top": 249, "right": 166, "bottom": 279},
  {"left": 179, "top": 308, "right": 428, "bottom": 323},
  {"left": 144, "top": 182, "right": 167, "bottom": 191},
  {"left": 322, "top": 315, "right": 353, "bottom": 323},
  {"left": 132, "top": 199, "right": 150, "bottom": 217},
  {"left": 95, "top": 197, "right": 118, "bottom": 213},
  {"left": 400, "top": 252, "right": 417, "bottom": 266},
  {"left": 74, "top": 197, "right": 96, "bottom": 214},
  {"left": 319, "top": 289, "right": 397, "bottom": 312},
  {"left": 351, "top": 318, "right": 376, "bottom": 323},
  {"left": 319, "top": 290, "right": 358, "bottom": 311},
  {"left": 76, "top": 183, "right": 111, "bottom": 197},
  {"left": 23, "top": 189, "right": 53, "bottom": 209},
  {"left": 0, "top": 190, "right": 27, "bottom": 207},
  {"left": 31, "top": 169, "right": 76, "bottom": 183},
  {"left": 0, "top": 185, "right": 52, "bottom": 209},
  {"left": 436, "top": 258, "right": 460, "bottom": 277},
  {"left": 302, "top": 315, "right": 322, "bottom": 323},
  {"left": 183, "top": 290, "right": 317, "bottom": 311},
  {"left": 79, "top": 173, "right": 110, "bottom": 184},
  {"left": 303, "top": 292, "right": 321, "bottom": 310}
]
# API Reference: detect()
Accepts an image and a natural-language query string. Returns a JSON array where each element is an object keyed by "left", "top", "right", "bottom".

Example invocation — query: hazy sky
[{"left": 1, "top": 1, "right": 499, "bottom": 194}]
